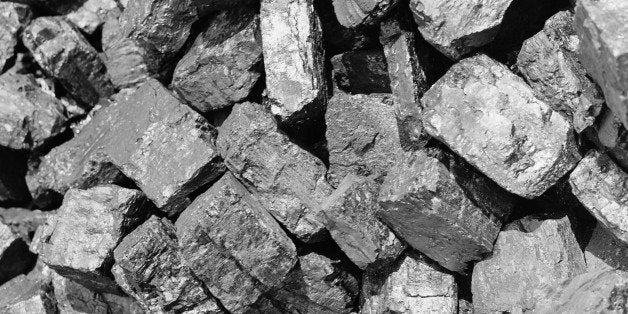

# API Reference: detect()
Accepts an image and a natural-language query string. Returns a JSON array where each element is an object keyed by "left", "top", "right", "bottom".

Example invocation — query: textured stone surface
[
  {"left": 409, "top": 0, "right": 515, "bottom": 60},
  {"left": 217, "top": 102, "right": 331, "bottom": 241},
  {"left": 65, "top": 0, "right": 120, "bottom": 34},
  {"left": 51, "top": 271, "right": 109, "bottom": 314},
  {"left": 596, "top": 109, "right": 628, "bottom": 170},
  {"left": 173, "top": 7, "right": 262, "bottom": 113},
  {"left": 575, "top": 0, "right": 628, "bottom": 129},
  {"left": 176, "top": 172, "right": 297, "bottom": 313},
  {"left": 22, "top": 17, "right": 114, "bottom": 105},
  {"left": 362, "top": 251, "right": 458, "bottom": 314},
  {"left": 38, "top": 185, "right": 149, "bottom": 293},
  {"left": 112, "top": 216, "right": 219, "bottom": 313},
  {"left": 325, "top": 92, "right": 402, "bottom": 187},
  {"left": 332, "top": 0, "right": 399, "bottom": 28},
  {"left": 472, "top": 215, "right": 586, "bottom": 313},
  {"left": 517, "top": 10, "right": 603, "bottom": 133},
  {"left": 0, "top": 222, "right": 36, "bottom": 285},
  {"left": 0, "top": 274, "right": 56, "bottom": 314},
  {"left": 378, "top": 150, "right": 502, "bottom": 273},
  {"left": 0, "top": 208, "right": 53, "bottom": 244},
  {"left": 585, "top": 223, "right": 628, "bottom": 272},
  {"left": 331, "top": 49, "right": 390, "bottom": 94},
  {"left": 0, "top": 3, "right": 31, "bottom": 72},
  {"left": 101, "top": 17, "right": 151, "bottom": 89},
  {"left": 260, "top": 0, "right": 326, "bottom": 122},
  {"left": 569, "top": 150, "right": 628, "bottom": 245},
  {"left": 322, "top": 174, "right": 403, "bottom": 269},
  {"left": 422, "top": 54, "right": 580, "bottom": 198}
]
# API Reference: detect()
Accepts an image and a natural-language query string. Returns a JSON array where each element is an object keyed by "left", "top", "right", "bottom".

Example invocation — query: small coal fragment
[
  {"left": 332, "top": 0, "right": 399, "bottom": 28},
  {"left": 65, "top": 0, "right": 121, "bottom": 35},
  {"left": 0, "top": 3, "right": 31, "bottom": 73},
  {"left": 585, "top": 223, "right": 628, "bottom": 272},
  {"left": 101, "top": 17, "right": 151, "bottom": 89},
  {"left": 0, "top": 208, "right": 53, "bottom": 244},
  {"left": 331, "top": 49, "right": 390, "bottom": 94}
]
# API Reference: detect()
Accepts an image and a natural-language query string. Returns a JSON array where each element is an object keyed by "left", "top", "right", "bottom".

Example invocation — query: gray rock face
[
  {"left": 173, "top": 7, "right": 262, "bottom": 113},
  {"left": 176, "top": 172, "right": 297, "bottom": 313},
  {"left": 596, "top": 109, "right": 628, "bottom": 170},
  {"left": 51, "top": 271, "right": 109, "bottom": 314},
  {"left": 472, "top": 215, "right": 586, "bottom": 313},
  {"left": 517, "top": 10, "right": 603, "bottom": 133},
  {"left": 409, "top": 0, "right": 515, "bottom": 60},
  {"left": 331, "top": 49, "right": 391, "bottom": 94},
  {"left": 101, "top": 17, "right": 151, "bottom": 89},
  {"left": 422, "top": 54, "right": 581, "bottom": 198},
  {"left": 37, "top": 185, "right": 149, "bottom": 293},
  {"left": 0, "top": 274, "right": 56, "bottom": 314},
  {"left": 260, "top": 0, "right": 326, "bottom": 122},
  {"left": 575, "top": 0, "right": 628, "bottom": 129},
  {"left": 0, "top": 3, "right": 31, "bottom": 72},
  {"left": 322, "top": 174, "right": 403, "bottom": 270},
  {"left": 332, "top": 0, "right": 399, "bottom": 28},
  {"left": 112, "top": 216, "right": 220, "bottom": 313},
  {"left": 0, "top": 208, "right": 53, "bottom": 244},
  {"left": 585, "top": 224, "right": 628, "bottom": 272},
  {"left": 569, "top": 150, "right": 628, "bottom": 245},
  {"left": 325, "top": 92, "right": 403, "bottom": 187},
  {"left": 217, "top": 102, "right": 331, "bottom": 242},
  {"left": 65, "top": 0, "right": 121, "bottom": 34},
  {"left": 362, "top": 251, "right": 458, "bottom": 314},
  {"left": 22, "top": 17, "right": 114, "bottom": 106}
]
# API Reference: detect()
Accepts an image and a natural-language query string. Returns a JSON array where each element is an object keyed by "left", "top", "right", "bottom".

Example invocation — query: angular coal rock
[
  {"left": 362, "top": 251, "right": 458, "bottom": 313},
  {"left": 596, "top": 108, "right": 628, "bottom": 170},
  {"left": 569, "top": 150, "right": 628, "bottom": 245},
  {"left": 378, "top": 150, "right": 502, "bottom": 273},
  {"left": 531, "top": 270, "right": 628, "bottom": 313},
  {"left": 321, "top": 174, "right": 403, "bottom": 270},
  {"left": 575, "top": 0, "right": 628, "bottom": 129},
  {"left": 172, "top": 7, "right": 262, "bottom": 113},
  {"left": 0, "top": 148, "right": 29, "bottom": 204},
  {"left": 260, "top": 0, "right": 326, "bottom": 122},
  {"left": 37, "top": 185, "right": 149, "bottom": 293},
  {"left": 176, "top": 172, "right": 297, "bottom": 313},
  {"left": 101, "top": 79, "right": 226, "bottom": 216},
  {"left": 332, "top": 0, "right": 399, "bottom": 28},
  {"left": 101, "top": 17, "right": 151, "bottom": 89},
  {"left": 325, "top": 92, "right": 402, "bottom": 187},
  {"left": 331, "top": 49, "right": 391, "bottom": 94},
  {"left": 22, "top": 17, "right": 114, "bottom": 106},
  {"left": 517, "top": 10, "right": 604, "bottom": 133},
  {"left": 51, "top": 271, "right": 109, "bottom": 313},
  {"left": 585, "top": 223, "right": 628, "bottom": 272},
  {"left": 112, "top": 216, "right": 220, "bottom": 313},
  {"left": 0, "top": 3, "right": 31, "bottom": 73},
  {"left": 409, "top": 0, "right": 514, "bottom": 60},
  {"left": 0, "top": 208, "right": 53, "bottom": 244},
  {"left": 472, "top": 214, "right": 586, "bottom": 313},
  {"left": 316, "top": 0, "right": 379, "bottom": 54},
  {"left": 217, "top": 102, "right": 331, "bottom": 242},
  {"left": 65, "top": 0, "right": 121, "bottom": 35},
  {"left": 0, "top": 73, "right": 69, "bottom": 151},
  {"left": 0, "top": 222, "right": 36, "bottom": 285},
  {"left": 422, "top": 54, "right": 581, "bottom": 198},
  {"left": 0, "top": 274, "right": 56, "bottom": 314}
]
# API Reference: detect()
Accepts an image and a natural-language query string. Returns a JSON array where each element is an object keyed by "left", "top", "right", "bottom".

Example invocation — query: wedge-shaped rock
[
  {"left": 1, "top": 222, "right": 36, "bottom": 285},
  {"left": 332, "top": 0, "right": 399, "bottom": 28},
  {"left": 575, "top": 0, "right": 628, "bottom": 129},
  {"left": 38, "top": 185, "right": 149, "bottom": 293},
  {"left": 101, "top": 17, "right": 151, "bottom": 89},
  {"left": 331, "top": 49, "right": 391, "bottom": 94},
  {"left": 65, "top": 0, "right": 120, "bottom": 35},
  {"left": 569, "top": 150, "right": 628, "bottom": 245},
  {"left": 22, "top": 17, "right": 114, "bottom": 105},
  {"left": 517, "top": 11, "right": 603, "bottom": 133},
  {"left": 260, "top": 0, "right": 326, "bottom": 122},
  {"left": 0, "top": 3, "right": 31, "bottom": 72},
  {"left": 362, "top": 251, "right": 458, "bottom": 314},
  {"left": 0, "top": 274, "right": 56, "bottom": 314},
  {"left": 217, "top": 102, "right": 331, "bottom": 241},
  {"left": 173, "top": 7, "right": 262, "bottom": 113},
  {"left": 422, "top": 54, "right": 580, "bottom": 198},
  {"left": 596, "top": 109, "right": 628, "bottom": 170},
  {"left": 112, "top": 216, "right": 220, "bottom": 313},
  {"left": 585, "top": 224, "right": 628, "bottom": 272},
  {"left": 322, "top": 174, "right": 403, "bottom": 269},
  {"left": 378, "top": 150, "right": 502, "bottom": 273},
  {"left": 472, "top": 215, "right": 586, "bottom": 313},
  {"left": 0, "top": 208, "right": 53, "bottom": 244},
  {"left": 176, "top": 172, "right": 297, "bottom": 313},
  {"left": 326, "top": 92, "right": 402, "bottom": 187}
]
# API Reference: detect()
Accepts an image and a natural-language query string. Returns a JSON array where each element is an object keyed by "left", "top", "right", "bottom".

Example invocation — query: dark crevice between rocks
[
  {"left": 0, "top": 239, "right": 38, "bottom": 286},
  {"left": 455, "top": 270, "right": 473, "bottom": 306},
  {"left": 0, "top": 147, "right": 31, "bottom": 208}
]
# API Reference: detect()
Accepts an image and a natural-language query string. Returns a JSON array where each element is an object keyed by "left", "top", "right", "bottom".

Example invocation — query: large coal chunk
[
  {"left": 22, "top": 17, "right": 114, "bottom": 106},
  {"left": 0, "top": 3, "right": 31, "bottom": 73},
  {"left": 332, "top": 0, "right": 399, "bottom": 28},
  {"left": 217, "top": 102, "right": 331, "bottom": 242},
  {"left": 331, "top": 49, "right": 391, "bottom": 94},
  {"left": 422, "top": 54, "right": 580, "bottom": 198}
]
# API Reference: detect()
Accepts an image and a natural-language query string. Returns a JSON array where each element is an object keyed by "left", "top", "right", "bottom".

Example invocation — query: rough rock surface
[
  {"left": 101, "top": 17, "right": 151, "bottom": 89},
  {"left": 585, "top": 224, "right": 628, "bottom": 272},
  {"left": 37, "top": 185, "right": 149, "bottom": 293},
  {"left": 51, "top": 271, "right": 109, "bottom": 314},
  {"left": 217, "top": 102, "right": 331, "bottom": 241},
  {"left": 596, "top": 109, "right": 628, "bottom": 170},
  {"left": 173, "top": 7, "right": 262, "bottom": 113},
  {"left": 260, "top": 0, "right": 326, "bottom": 122},
  {"left": 325, "top": 92, "right": 403, "bottom": 187},
  {"left": 0, "top": 3, "right": 31, "bottom": 72},
  {"left": 331, "top": 49, "right": 391, "bottom": 94},
  {"left": 517, "top": 10, "right": 603, "bottom": 133},
  {"left": 575, "top": 0, "right": 628, "bottom": 129},
  {"left": 0, "top": 274, "right": 56, "bottom": 314},
  {"left": 422, "top": 54, "right": 581, "bottom": 198},
  {"left": 322, "top": 174, "right": 403, "bottom": 269},
  {"left": 472, "top": 215, "right": 586, "bottom": 313},
  {"left": 65, "top": 0, "right": 121, "bottom": 35},
  {"left": 409, "top": 0, "right": 515, "bottom": 60},
  {"left": 378, "top": 150, "right": 502, "bottom": 273},
  {"left": 569, "top": 150, "right": 628, "bottom": 245},
  {"left": 0, "top": 208, "right": 53, "bottom": 243},
  {"left": 1, "top": 222, "right": 36, "bottom": 285},
  {"left": 22, "top": 17, "right": 114, "bottom": 105},
  {"left": 112, "top": 216, "right": 220, "bottom": 313},
  {"left": 362, "top": 251, "right": 458, "bottom": 314},
  {"left": 176, "top": 172, "right": 297, "bottom": 313},
  {"left": 332, "top": 0, "right": 399, "bottom": 28}
]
